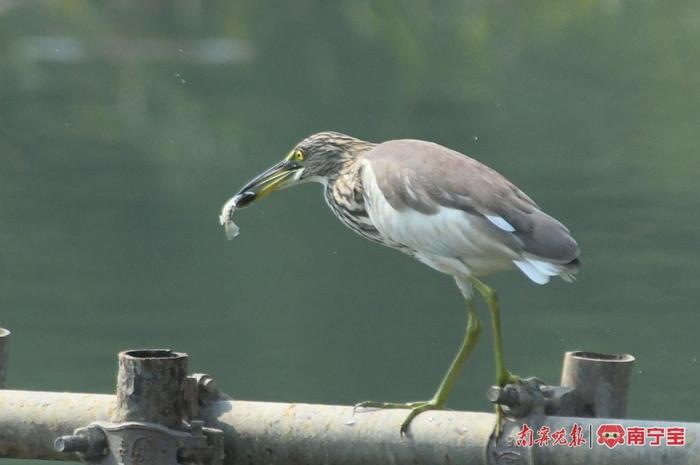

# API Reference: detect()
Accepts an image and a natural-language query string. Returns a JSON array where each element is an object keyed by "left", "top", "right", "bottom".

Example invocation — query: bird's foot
[
  {"left": 499, "top": 370, "right": 520, "bottom": 387},
  {"left": 493, "top": 372, "right": 525, "bottom": 439},
  {"left": 493, "top": 369, "right": 523, "bottom": 440},
  {"left": 354, "top": 399, "right": 443, "bottom": 435}
]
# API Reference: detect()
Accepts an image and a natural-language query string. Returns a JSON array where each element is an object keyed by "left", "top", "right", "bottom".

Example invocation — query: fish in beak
[{"left": 219, "top": 158, "right": 302, "bottom": 239}]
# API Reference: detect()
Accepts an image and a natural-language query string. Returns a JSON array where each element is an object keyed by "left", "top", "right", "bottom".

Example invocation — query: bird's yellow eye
[{"left": 294, "top": 149, "right": 304, "bottom": 161}]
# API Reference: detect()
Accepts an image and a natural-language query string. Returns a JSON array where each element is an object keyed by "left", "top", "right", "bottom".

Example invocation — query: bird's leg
[
  {"left": 431, "top": 297, "right": 481, "bottom": 405},
  {"left": 355, "top": 295, "right": 481, "bottom": 435},
  {"left": 470, "top": 276, "right": 520, "bottom": 436}
]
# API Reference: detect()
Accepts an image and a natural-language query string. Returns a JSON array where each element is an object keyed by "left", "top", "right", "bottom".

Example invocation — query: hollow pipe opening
[
  {"left": 568, "top": 351, "right": 635, "bottom": 363},
  {"left": 121, "top": 349, "right": 184, "bottom": 360}
]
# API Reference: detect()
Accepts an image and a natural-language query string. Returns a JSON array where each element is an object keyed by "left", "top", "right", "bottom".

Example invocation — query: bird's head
[{"left": 228, "top": 131, "right": 373, "bottom": 209}]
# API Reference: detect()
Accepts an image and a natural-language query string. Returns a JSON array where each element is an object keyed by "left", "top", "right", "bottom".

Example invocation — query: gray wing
[{"left": 365, "top": 139, "right": 579, "bottom": 263}]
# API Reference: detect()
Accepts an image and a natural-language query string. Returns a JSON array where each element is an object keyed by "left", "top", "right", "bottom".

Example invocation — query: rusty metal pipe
[
  {"left": 0, "top": 346, "right": 695, "bottom": 465},
  {"left": 1, "top": 390, "right": 699, "bottom": 464},
  {"left": 0, "top": 390, "right": 494, "bottom": 463}
]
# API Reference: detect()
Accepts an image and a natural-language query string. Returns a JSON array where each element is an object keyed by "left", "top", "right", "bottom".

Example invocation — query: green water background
[{"left": 1, "top": 2, "right": 699, "bottom": 463}]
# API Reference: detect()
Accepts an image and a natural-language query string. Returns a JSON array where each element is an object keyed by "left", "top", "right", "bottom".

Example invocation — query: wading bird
[{"left": 221, "top": 132, "right": 579, "bottom": 435}]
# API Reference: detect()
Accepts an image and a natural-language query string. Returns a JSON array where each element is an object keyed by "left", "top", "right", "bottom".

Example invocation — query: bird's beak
[{"left": 232, "top": 158, "right": 302, "bottom": 208}]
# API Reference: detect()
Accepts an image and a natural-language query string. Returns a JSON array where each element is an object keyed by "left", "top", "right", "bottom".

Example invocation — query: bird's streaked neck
[{"left": 304, "top": 144, "right": 373, "bottom": 187}]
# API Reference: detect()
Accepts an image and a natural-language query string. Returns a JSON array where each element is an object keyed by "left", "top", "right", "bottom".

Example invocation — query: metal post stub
[
  {"left": 52, "top": 347, "right": 226, "bottom": 464},
  {"left": 51, "top": 349, "right": 227, "bottom": 464},
  {"left": 561, "top": 351, "right": 635, "bottom": 418},
  {"left": 0, "top": 327, "right": 10, "bottom": 388},
  {"left": 114, "top": 349, "right": 190, "bottom": 428}
]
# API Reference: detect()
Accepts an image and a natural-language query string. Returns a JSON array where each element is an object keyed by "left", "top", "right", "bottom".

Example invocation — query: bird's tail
[{"left": 513, "top": 254, "right": 580, "bottom": 285}]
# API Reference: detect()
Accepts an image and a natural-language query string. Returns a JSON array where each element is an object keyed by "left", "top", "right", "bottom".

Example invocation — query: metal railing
[{"left": 0, "top": 327, "right": 698, "bottom": 465}]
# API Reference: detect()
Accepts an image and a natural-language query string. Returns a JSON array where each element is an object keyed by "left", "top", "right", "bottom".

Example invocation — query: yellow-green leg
[
  {"left": 355, "top": 296, "right": 482, "bottom": 435},
  {"left": 470, "top": 276, "right": 520, "bottom": 436}
]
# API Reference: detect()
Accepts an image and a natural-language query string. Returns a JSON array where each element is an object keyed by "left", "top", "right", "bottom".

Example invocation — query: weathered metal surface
[
  {"left": 0, "top": 327, "right": 9, "bottom": 388},
  {"left": 1, "top": 390, "right": 699, "bottom": 464},
  {"left": 54, "top": 424, "right": 106, "bottom": 459},
  {"left": 0, "top": 349, "right": 689, "bottom": 465},
  {"left": 0, "top": 390, "right": 113, "bottom": 460},
  {"left": 114, "top": 349, "right": 190, "bottom": 428},
  {"left": 78, "top": 349, "right": 224, "bottom": 464},
  {"left": 0, "top": 390, "right": 494, "bottom": 463},
  {"left": 58, "top": 420, "right": 224, "bottom": 465},
  {"left": 203, "top": 399, "right": 495, "bottom": 465},
  {"left": 560, "top": 351, "right": 635, "bottom": 418}
]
